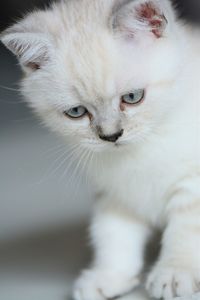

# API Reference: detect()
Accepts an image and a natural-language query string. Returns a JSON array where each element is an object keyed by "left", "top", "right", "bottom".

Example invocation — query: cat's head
[{"left": 0, "top": 0, "right": 183, "bottom": 152}]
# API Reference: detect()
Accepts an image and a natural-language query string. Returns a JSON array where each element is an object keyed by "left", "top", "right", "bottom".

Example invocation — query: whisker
[
  {"left": 60, "top": 144, "right": 83, "bottom": 181},
  {"left": 54, "top": 144, "right": 82, "bottom": 179},
  {"left": 11, "top": 116, "right": 37, "bottom": 122},
  {"left": 85, "top": 149, "right": 94, "bottom": 189},
  {"left": 78, "top": 148, "right": 92, "bottom": 187},
  {"left": 41, "top": 143, "right": 67, "bottom": 159},
  {"left": 66, "top": 147, "right": 88, "bottom": 187},
  {"left": 35, "top": 143, "right": 79, "bottom": 185},
  {"left": 72, "top": 149, "right": 91, "bottom": 198},
  {"left": 0, "top": 84, "right": 21, "bottom": 92}
]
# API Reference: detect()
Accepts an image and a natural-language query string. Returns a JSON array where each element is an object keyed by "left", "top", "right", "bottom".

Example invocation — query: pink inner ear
[
  {"left": 139, "top": 2, "right": 158, "bottom": 19},
  {"left": 136, "top": 1, "right": 167, "bottom": 38}
]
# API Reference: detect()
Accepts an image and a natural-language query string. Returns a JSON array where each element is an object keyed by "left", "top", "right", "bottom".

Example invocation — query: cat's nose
[{"left": 99, "top": 129, "right": 124, "bottom": 143}]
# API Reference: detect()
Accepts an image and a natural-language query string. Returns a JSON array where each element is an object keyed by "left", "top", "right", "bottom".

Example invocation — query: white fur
[{"left": 1, "top": 0, "right": 200, "bottom": 299}]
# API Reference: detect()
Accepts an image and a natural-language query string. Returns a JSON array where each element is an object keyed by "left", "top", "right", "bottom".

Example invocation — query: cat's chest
[
  {"left": 100, "top": 155, "right": 172, "bottom": 220},
  {"left": 95, "top": 141, "right": 190, "bottom": 225}
]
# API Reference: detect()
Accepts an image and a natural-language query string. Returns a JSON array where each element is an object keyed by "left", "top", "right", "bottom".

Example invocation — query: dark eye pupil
[
  {"left": 129, "top": 93, "right": 134, "bottom": 100},
  {"left": 73, "top": 107, "right": 79, "bottom": 113}
]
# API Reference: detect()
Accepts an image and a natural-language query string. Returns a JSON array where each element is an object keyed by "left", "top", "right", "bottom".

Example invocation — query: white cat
[{"left": 1, "top": 0, "right": 200, "bottom": 299}]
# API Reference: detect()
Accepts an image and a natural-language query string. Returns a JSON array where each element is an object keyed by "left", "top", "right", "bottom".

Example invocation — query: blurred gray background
[{"left": 0, "top": 1, "right": 200, "bottom": 300}]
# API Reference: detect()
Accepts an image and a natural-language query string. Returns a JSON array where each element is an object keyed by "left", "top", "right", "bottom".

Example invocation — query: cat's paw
[
  {"left": 73, "top": 269, "right": 140, "bottom": 300},
  {"left": 146, "top": 264, "right": 200, "bottom": 299}
]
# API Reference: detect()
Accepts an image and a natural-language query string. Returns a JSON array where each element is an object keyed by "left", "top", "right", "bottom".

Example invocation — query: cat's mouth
[
  {"left": 85, "top": 140, "right": 126, "bottom": 153},
  {"left": 114, "top": 141, "right": 123, "bottom": 148},
  {"left": 101, "top": 140, "right": 128, "bottom": 150}
]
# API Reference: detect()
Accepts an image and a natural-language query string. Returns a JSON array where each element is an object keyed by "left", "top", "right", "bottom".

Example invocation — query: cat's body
[{"left": 1, "top": 0, "right": 200, "bottom": 299}]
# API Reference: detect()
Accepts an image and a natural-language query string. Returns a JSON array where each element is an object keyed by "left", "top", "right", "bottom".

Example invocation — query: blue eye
[
  {"left": 121, "top": 89, "right": 144, "bottom": 105},
  {"left": 64, "top": 106, "right": 88, "bottom": 119}
]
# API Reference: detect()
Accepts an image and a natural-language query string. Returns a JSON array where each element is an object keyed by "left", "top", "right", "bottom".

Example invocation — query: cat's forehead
[
  {"left": 61, "top": 34, "right": 147, "bottom": 105},
  {"left": 63, "top": 38, "right": 114, "bottom": 99}
]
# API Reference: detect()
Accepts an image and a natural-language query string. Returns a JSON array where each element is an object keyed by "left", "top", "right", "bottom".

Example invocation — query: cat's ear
[
  {"left": 111, "top": 0, "right": 173, "bottom": 39},
  {"left": 0, "top": 23, "right": 53, "bottom": 71}
]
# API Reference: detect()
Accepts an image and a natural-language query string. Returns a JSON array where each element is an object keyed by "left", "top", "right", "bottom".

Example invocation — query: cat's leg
[
  {"left": 146, "top": 177, "right": 200, "bottom": 299},
  {"left": 74, "top": 208, "right": 151, "bottom": 300}
]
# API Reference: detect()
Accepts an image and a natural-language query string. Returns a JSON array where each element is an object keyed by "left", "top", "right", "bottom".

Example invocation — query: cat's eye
[
  {"left": 121, "top": 89, "right": 144, "bottom": 105},
  {"left": 64, "top": 106, "right": 88, "bottom": 119}
]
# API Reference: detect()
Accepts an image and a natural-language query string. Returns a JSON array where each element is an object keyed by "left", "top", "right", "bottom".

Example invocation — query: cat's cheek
[
  {"left": 40, "top": 111, "right": 91, "bottom": 139},
  {"left": 121, "top": 108, "right": 139, "bottom": 122}
]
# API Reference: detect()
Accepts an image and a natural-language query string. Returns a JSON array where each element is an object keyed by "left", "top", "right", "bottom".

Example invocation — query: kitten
[{"left": 1, "top": 0, "right": 200, "bottom": 299}]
